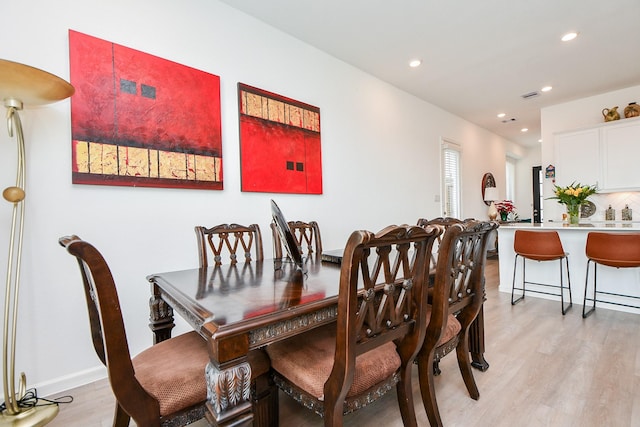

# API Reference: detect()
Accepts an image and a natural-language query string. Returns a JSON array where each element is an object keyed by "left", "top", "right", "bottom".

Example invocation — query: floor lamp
[{"left": 0, "top": 59, "right": 74, "bottom": 426}]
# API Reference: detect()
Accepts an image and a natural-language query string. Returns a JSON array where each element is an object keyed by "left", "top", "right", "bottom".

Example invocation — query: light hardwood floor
[{"left": 46, "top": 258, "right": 640, "bottom": 426}]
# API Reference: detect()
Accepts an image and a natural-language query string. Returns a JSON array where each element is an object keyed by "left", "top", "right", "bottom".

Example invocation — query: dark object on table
[
  {"left": 320, "top": 248, "right": 344, "bottom": 264},
  {"left": 271, "top": 200, "right": 303, "bottom": 267},
  {"left": 271, "top": 219, "right": 322, "bottom": 259}
]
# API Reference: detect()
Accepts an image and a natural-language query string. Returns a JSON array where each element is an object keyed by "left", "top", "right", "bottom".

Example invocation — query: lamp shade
[
  {"left": 484, "top": 187, "right": 499, "bottom": 202},
  {"left": 0, "top": 59, "right": 74, "bottom": 106}
]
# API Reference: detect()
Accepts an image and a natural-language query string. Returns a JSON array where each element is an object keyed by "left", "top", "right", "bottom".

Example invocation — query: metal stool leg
[
  {"left": 560, "top": 256, "right": 572, "bottom": 315},
  {"left": 511, "top": 254, "right": 525, "bottom": 305},
  {"left": 583, "top": 260, "right": 597, "bottom": 318}
]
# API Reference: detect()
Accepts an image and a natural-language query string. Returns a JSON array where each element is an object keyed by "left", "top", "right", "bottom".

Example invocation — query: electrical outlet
[{"left": 434, "top": 194, "right": 440, "bottom": 202}]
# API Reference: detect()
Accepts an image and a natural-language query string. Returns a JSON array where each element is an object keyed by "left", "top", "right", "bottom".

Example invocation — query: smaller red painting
[{"left": 238, "top": 83, "right": 322, "bottom": 194}]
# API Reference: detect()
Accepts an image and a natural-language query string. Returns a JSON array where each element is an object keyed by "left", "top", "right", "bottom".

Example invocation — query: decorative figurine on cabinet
[{"left": 602, "top": 106, "right": 620, "bottom": 122}]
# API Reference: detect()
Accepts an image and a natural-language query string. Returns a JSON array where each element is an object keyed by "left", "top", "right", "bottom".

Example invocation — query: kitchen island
[{"left": 497, "top": 222, "right": 640, "bottom": 314}]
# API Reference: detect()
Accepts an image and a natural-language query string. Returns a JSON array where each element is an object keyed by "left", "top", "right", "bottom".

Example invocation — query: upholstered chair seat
[
  {"left": 269, "top": 311, "right": 460, "bottom": 412},
  {"left": 131, "top": 331, "right": 209, "bottom": 417},
  {"left": 268, "top": 324, "right": 399, "bottom": 410}
]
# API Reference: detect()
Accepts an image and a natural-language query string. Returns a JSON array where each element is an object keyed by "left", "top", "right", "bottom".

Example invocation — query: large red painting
[
  {"left": 69, "top": 30, "right": 223, "bottom": 189},
  {"left": 238, "top": 83, "right": 322, "bottom": 194}
]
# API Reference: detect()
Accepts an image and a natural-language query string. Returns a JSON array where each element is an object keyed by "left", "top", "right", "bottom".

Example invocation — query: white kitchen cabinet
[
  {"left": 554, "top": 117, "right": 640, "bottom": 192},
  {"left": 554, "top": 128, "right": 600, "bottom": 187},
  {"left": 601, "top": 120, "right": 640, "bottom": 191}
]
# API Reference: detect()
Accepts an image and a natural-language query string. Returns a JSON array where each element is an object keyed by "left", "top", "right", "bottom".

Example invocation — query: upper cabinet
[{"left": 555, "top": 117, "right": 640, "bottom": 192}]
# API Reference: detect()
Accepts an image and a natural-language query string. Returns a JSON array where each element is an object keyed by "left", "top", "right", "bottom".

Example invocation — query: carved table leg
[
  {"left": 205, "top": 359, "right": 254, "bottom": 427},
  {"left": 469, "top": 305, "right": 489, "bottom": 371},
  {"left": 148, "top": 283, "right": 175, "bottom": 344}
]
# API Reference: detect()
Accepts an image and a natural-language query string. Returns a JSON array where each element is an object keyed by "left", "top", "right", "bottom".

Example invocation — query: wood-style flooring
[{"left": 46, "top": 258, "right": 640, "bottom": 426}]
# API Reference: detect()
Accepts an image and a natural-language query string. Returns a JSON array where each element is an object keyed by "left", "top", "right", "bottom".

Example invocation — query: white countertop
[{"left": 497, "top": 221, "right": 640, "bottom": 231}]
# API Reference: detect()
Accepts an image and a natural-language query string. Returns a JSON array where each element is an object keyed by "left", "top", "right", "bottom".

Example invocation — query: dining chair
[
  {"left": 195, "top": 223, "right": 263, "bottom": 267},
  {"left": 59, "top": 235, "right": 209, "bottom": 427},
  {"left": 417, "top": 217, "right": 467, "bottom": 375},
  {"left": 270, "top": 220, "right": 322, "bottom": 259},
  {"left": 511, "top": 229, "right": 572, "bottom": 314},
  {"left": 417, "top": 220, "right": 498, "bottom": 427},
  {"left": 192, "top": 223, "right": 278, "bottom": 421},
  {"left": 266, "top": 224, "right": 441, "bottom": 426}
]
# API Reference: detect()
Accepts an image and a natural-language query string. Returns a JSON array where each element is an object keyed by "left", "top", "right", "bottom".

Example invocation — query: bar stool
[
  {"left": 511, "top": 230, "right": 572, "bottom": 315},
  {"left": 583, "top": 232, "right": 640, "bottom": 318}
]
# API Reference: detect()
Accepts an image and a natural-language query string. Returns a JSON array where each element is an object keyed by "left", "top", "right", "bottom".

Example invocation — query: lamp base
[
  {"left": 487, "top": 201, "right": 498, "bottom": 221},
  {"left": 0, "top": 405, "right": 59, "bottom": 427}
]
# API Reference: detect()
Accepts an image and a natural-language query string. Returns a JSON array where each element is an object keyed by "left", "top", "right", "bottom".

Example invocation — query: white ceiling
[{"left": 219, "top": 0, "right": 640, "bottom": 147}]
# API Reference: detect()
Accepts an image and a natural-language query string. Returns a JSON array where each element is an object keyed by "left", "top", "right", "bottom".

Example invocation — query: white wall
[
  {"left": 541, "top": 85, "right": 640, "bottom": 220},
  {"left": 511, "top": 146, "right": 541, "bottom": 221},
  {"left": 1, "top": 0, "right": 521, "bottom": 395}
]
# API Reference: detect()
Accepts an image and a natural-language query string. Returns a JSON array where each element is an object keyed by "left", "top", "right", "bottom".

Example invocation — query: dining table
[{"left": 146, "top": 255, "right": 489, "bottom": 426}]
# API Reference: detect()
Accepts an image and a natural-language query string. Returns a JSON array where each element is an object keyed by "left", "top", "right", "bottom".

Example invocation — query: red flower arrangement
[{"left": 495, "top": 200, "right": 516, "bottom": 215}]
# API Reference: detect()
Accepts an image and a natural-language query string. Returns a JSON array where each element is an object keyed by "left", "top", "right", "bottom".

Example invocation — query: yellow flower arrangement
[
  {"left": 549, "top": 182, "right": 598, "bottom": 206},
  {"left": 548, "top": 182, "right": 597, "bottom": 225}
]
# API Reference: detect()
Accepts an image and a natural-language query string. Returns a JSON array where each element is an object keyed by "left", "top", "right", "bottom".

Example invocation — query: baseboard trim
[{"left": 35, "top": 365, "right": 107, "bottom": 398}]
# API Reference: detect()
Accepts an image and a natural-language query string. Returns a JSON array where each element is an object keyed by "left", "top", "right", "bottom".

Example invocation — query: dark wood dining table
[{"left": 147, "top": 255, "right": 489, "bottom": 426}]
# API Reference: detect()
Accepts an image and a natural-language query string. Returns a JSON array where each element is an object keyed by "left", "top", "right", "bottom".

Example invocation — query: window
[
  {"left": 442, "top": 141, "right": 461, "bottom": 218},
  {"left": 505, "top": 156, "right": 516, "bottom": 201}
]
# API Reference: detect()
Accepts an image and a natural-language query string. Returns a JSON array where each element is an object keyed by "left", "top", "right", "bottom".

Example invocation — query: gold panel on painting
[
  {"left": 159, "top": 151, "right": 187, "bottom": 180},
  {"left": 118, "top": 146, "right": 149, "bottom": 177}
]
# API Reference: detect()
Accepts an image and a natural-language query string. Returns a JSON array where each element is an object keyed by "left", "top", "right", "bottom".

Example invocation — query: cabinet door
[
  {"left": 601, "top": 120, "right": 640, "bottom": 191},
  {"left": 554, "top": 128, "right": 600, "bottom": 188}
]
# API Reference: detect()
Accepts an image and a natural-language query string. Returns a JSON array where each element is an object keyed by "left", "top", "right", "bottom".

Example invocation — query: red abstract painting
[
  {"left": 238, "top": 83, "right": 322, "bottom": 194},
  {"left": 69, "top": 30, "right": 223, "bottom": 189}
]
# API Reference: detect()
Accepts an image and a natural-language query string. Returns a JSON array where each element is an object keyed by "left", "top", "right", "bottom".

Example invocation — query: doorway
[{"left": 532, "top": 166, "right": 543, "bottom": 223}]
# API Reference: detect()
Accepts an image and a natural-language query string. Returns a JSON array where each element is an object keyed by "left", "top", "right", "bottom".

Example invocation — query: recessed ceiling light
[
  {"left": 541, "top": 86, "right": 552, "bottom": 92},
  {"left": 538, "top": 139, "right": 543, "bottom": 143},
  {"left": 497, "top": 113, "right": 506, "bottom": 118},
  {"left": 409, "top": 59, "right": 422, "bottom": 68},
  {"left": 561, "top": 32, "right": 578, "bottom": 42},
  {"left": 521, "top": 128, "right": 528, "bottom": 132}
]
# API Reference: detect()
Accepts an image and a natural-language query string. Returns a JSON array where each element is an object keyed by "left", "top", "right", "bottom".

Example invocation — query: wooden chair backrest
[
  {"left": 270, "top": 220, "right": 322, "bottom": 259},
  {"left": 426, "top": 220, "right": 498, "bottom": 345},
  {"left": 324, "top": 224, "right": 441, "bottom": 405},
  {"left": 417, "top": 217, "right": 463, "bottom": 271},
  {"left": 195, "top": 223, "right": 263, "bottom": 267},
  {"left": 58, "top": 235, "right": 159, "bottom": 421}
]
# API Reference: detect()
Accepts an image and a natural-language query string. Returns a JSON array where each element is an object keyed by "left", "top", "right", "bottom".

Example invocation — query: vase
[
  {"left": 500, "top": 211, "right": 508, "bottom": 221},
  {"left": 566, "top": 203, "right": 580, "bottom": 225}
]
